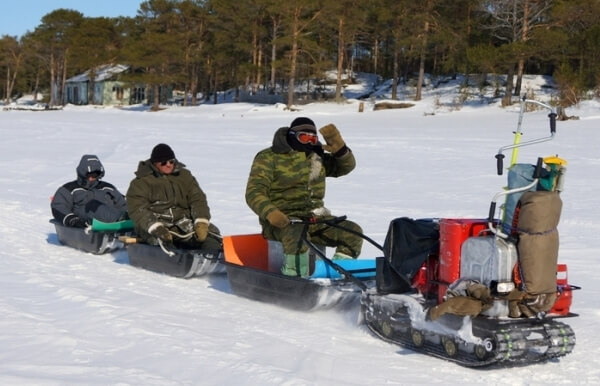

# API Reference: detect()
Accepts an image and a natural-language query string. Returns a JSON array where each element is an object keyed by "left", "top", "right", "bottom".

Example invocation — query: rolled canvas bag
[{"left": 514, "top": 191, "right": 562, "bottom": 314}]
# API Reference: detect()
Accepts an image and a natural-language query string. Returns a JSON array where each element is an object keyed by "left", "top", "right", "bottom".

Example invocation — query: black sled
[
  {"left": 126, "top": 242, "right": 224, "bottom": 278},
  {"left": 222, "top": 217, "right": 377, "bottom": 311},
  {"left": 50, "top": 219, "right": 127, "bottom": 254}
]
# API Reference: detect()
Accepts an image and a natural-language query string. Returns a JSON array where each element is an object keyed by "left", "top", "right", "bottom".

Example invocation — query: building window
[
  {"left": 112, "top": 85, "right": 124, "bottom": 100},
  {"left": 132, "top": 87, "right": 145, "bottom": 104}
]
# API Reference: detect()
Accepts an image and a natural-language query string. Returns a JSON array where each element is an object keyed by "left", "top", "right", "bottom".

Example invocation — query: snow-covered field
[{"left": 1, "top": 78, "right": 599, "bottom": 384}]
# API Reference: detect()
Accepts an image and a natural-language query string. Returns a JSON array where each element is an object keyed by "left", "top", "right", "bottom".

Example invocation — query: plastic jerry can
[
  {"left": 460, "top": 236, "right": 517, "bottom": 286},
  {"left": 460, "top": 235, "right": 518, "bottom": 317}
]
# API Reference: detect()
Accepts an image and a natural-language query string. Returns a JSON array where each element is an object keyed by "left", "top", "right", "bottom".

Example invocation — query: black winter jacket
[{"left": 51, "top": 155, "right": 127, "bottom": 226}]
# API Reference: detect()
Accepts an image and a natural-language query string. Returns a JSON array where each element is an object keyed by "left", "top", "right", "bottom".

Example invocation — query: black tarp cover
[{"left": 377, "top": 217, "right": 440, "bottom": 293}]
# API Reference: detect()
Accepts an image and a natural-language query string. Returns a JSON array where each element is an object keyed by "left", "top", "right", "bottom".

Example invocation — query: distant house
[{"left": 65, "top": 64, "right": 171, "bottom": 106}]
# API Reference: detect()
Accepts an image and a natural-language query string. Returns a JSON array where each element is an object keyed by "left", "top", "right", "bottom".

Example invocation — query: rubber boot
[
  {"left": 281, "top": 252, "right": 309, "bottom": 277},
  {"left": 332, "top": 252, "right": 353, "bottom": 260}
]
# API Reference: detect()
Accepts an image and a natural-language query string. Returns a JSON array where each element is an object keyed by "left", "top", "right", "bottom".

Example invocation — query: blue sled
[{"left": 311, "top": 259, "right": 376, "bottom": 279}]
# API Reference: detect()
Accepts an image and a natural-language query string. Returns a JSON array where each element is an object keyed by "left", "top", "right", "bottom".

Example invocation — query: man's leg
[
  {"left": 264, "top": 223, "right": 310, "bottom": 276},
  {"left": 309, "top": 219, "right": 363, "bottom": 258}
]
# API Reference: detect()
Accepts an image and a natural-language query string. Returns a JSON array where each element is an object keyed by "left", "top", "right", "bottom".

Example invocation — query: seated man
[
  {"left": 126, "top": 143, "right": 221, "bottom": 250},
  {"left": 51, "top": 154, "right": 128, "bottom": 228},
  {"left": 245, "top": 117, "right": 363, "bottom": 277}
]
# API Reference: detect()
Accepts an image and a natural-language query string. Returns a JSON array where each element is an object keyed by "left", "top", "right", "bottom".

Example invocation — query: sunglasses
[
  {"left": 86, "top": 171, "right": 101, "bottom": 179},
  {"left": 160, "top": 159, "right": 175, "bottom": 166},
  {"left": 295, "top": 131, "right": 318, "bottom": 145}
]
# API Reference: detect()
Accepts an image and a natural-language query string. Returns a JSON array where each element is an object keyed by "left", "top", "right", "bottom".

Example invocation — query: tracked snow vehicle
[{"left": 361, "top": 98, "right": 578, "bottom": 367}]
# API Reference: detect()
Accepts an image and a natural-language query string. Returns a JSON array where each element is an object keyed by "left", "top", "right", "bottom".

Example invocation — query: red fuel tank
[{"left": 438, "top": 218, "right": 491, "bottom": 303}]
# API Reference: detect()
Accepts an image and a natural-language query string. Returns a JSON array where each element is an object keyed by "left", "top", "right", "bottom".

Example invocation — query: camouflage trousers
[{"left": 262, "top": 218, "right": 363, "bottom": 257}]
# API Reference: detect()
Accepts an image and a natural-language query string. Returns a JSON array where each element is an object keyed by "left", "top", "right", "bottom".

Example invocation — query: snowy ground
[{"left": 1, "top": 77, "right": 600, "bottom": 384}]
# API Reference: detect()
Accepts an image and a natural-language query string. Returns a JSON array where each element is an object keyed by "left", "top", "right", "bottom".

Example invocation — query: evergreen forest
[{"left": 1, "top": 0, "right": 599, "bottom": 109}]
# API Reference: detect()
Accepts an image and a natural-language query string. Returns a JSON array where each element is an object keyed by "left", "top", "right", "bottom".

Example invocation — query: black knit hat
[
  {"left": 150, "top": 143, "right": 175, "bottom": 163},
  {"left": 290, "top": 117, "right": 317, "bottom": 133}
]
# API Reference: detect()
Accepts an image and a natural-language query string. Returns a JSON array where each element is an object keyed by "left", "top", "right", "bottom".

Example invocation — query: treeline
[{"left": 1, "top": 0, "right": 599, "bottom": 109}]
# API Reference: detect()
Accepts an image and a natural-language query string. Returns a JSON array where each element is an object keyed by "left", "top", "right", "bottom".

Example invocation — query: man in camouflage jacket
[
  {"left": 127, "top": 143, "right": 221, "bottom": 250},
  {"left": 245, "top": 117, "right": 363, "bottom": 276}
]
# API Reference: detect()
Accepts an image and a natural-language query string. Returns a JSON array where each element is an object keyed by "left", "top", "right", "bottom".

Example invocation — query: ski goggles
[{"left": 294, "top": 131, "right": 318, "bottom": 145}]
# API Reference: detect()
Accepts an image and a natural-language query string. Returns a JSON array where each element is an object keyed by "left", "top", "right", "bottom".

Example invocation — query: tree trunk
[
  {"left": 60, "top": 53, "right": 68, "bottom": 105},
  {"left": 270, "top": 16, "right": 279, "bottom": 92},
  {"left": 251, "top": 21, "right": 258, "bottom": 94},
  {"left": 33, "top": 66, "right": 40, "bottom": 103},
  {"left": 5, "top": 68, "right": 9, "bottom": 103},
  {"left": 153, "top": 84, "right": 160, "bottom": 110},
  {"left": 515, "top": 58, "right": 525, "bottom": 96},
  {"left": 415, "top": 20, "right": 429, "bottom": 101},
  {"left": 392, "top": 45, "right": 399, "bottom": 100},
  {"left": 503, "top": 64, "right": 516, "bottom": 106},
  {"left": 191, "top": 65, "right": 198, "bottom": 105},
  {"left": 256, "top": 44, "right": 263, "bottom": 92},
  {"left": 5, "top": 49, "right": 21, "bottom": 103},
  {"left": 212, "top": 70, "right": 218, "bottom": 104},
  {"left": 286, "top": 9, "right": 300, "bottom": 109},
  {"left": 335, "top": 17, "right": 345, "bottom": 103},
  {"left": 50, "top": 53, "right": 56, "bottom": 106},
  {"left": 348, "top": 36, "right": 355, "bottom": 79},
  {"left": 514, "top": 0, "right": 531, "bottom": 97},
  {"left": 373, "top": 38, "right": 379, "bottom": 77}
]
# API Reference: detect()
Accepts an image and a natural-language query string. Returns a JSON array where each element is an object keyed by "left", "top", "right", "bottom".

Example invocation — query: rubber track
[{"left": 362, "top": 295, "right": 576, "bottom": 368}]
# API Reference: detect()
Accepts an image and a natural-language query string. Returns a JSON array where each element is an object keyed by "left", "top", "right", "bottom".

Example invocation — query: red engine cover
[{"left": 411, "top": 255, "right": 438, "bottom": 299}]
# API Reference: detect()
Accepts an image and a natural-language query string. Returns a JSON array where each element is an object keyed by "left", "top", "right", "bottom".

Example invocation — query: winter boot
[
  {"left": 281, "top": 252, "right": 309, "bottom": 277},
  {"left": 332, "top": 251, "right": 353, "bottom": 260}
]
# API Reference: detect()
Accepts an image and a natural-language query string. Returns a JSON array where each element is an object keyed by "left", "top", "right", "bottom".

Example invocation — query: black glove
[
  {"left": 67, "top": 216, "right": 87, "bottom": 228},
  {"left": 150, "top": 224, "right": 173, "bottom": 243}
]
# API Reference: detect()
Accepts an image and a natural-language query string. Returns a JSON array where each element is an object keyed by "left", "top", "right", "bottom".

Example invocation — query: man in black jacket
[{"left": 51, "top": 155, "right": 128, "bottom": 228}]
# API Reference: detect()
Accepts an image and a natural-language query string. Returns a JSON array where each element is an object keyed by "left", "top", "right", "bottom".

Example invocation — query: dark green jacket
[
  {"left": 245, "top": 126, "right": 356, "bottom": 222},
  {"left": 126, "top": 160, "right": 211, "bottom": 237}
]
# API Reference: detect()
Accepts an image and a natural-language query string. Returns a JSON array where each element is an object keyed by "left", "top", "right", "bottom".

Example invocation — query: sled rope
[
  {"left": 168, "top": 230, "right": 195, "bottom": 239},
  {"left": 158, "top": 230, "right": 222, "bottom": 256},
  {"left": 209, "top": 231, "right": 222, "bottom": 240},
  {"left": 158, "top": 239, "right": 176, "bottom": 256}
]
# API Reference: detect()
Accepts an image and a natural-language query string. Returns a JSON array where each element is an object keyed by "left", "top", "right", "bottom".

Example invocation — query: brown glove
[
  {"left": 149, "top": 223, "right": 173, "bottom": 243},
  {"left": 319, "top": 124, "right": 345, "bottom": 154},
  {"left": 266, "top": 209, "right": 290, "bottom": 228},
  {"left": 194, "top": 220, "right": 209, "bottom": 241}
]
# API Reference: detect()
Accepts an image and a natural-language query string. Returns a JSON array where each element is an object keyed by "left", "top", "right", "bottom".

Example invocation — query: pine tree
[
  {"left": 0, "top": 35, "right": 23, "bottom": 103},
  {"left": 122, "top": 0, "right": 183, "bottom": 110},
  {"left": 68, "top": 17, "right": 121, "bottom": 104},
  {"left": 31, "top": 9, "right": 84, "bottom": 106}
]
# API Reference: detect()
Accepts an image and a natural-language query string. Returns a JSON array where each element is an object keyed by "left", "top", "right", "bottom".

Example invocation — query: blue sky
[{"left": 2, "top": 0, "right": 141, "bottom": 38}]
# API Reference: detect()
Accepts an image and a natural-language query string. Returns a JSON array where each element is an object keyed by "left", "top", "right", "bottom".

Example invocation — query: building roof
[{"left": 66, "top": 64, "right": 130, "bottom": 83}]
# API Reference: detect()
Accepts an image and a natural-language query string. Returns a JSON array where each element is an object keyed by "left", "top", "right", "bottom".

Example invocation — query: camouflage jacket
[
  {"left": 126, "top": 159, "right": 211, "bottom": 236},
  {"left": 245, "top": 126, "right": 356, "bottom": 222}
]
